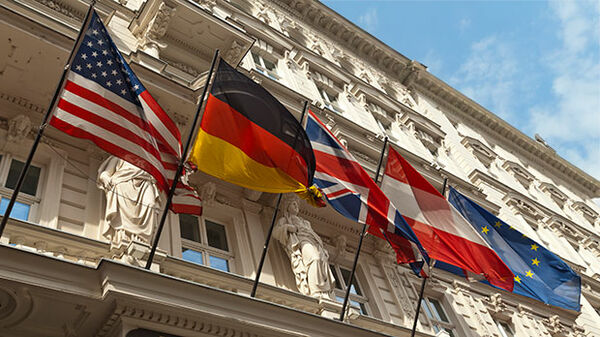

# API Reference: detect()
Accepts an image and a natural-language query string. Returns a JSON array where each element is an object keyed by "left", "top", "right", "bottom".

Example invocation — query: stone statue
[
  {"left": 273, "top": 195, "right": 335, "bottom": 299},
  {"left": 97, "top": 156, "right": 161, "bottom": 246}
]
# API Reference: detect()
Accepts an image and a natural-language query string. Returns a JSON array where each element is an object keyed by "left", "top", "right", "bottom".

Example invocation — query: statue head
[
  {"left": 281, "top": 194, "right": 299, "bottom": 217},
  {"left": 7, "top": 114, "right": 32, "bottom": 143}
]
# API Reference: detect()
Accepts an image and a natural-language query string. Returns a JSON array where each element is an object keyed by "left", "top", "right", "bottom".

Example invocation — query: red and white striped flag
[
  {"left": 50, "top": 10, "right": 201, "bottom": 215},
  {"left": 382, "top": 147, "right": 513, "bottom": 291}
]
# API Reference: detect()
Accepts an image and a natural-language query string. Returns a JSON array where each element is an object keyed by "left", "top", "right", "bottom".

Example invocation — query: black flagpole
[
  {"left": 0, "top": 0, "right": 97, "bottom": 237},
  {"left": 250, "top": 100, "right": 310, "bottom": 298},
  {"left": 145, "top": 50, "right": 220, "bottom": 270},
  {"left": 409, "top": 177, "right": 447, "bottom": 337},
  {"left": 339, "top": 136, "right": 388, "bottom": 321}
]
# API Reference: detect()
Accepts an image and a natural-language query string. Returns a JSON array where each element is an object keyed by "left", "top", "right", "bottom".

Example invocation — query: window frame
[
  {"left": 179, "top": 214, "right": 235, "bottom": 273},
  {"left": 250, "top": 51, "right": 279, "bottom": 81},
  {"left": 0, "top": 153, "right": 45, "bottom": 222},
  {"left": 329, "top": 263, "right": 370, "bottom": 315},
  {"left": 421, "top": 297, "right": 456, "bottom": 337},
  {"left": 318, "top": 87, "right": 343, "bottom": 114},
  {"left": 495, "top": 320, "right": 515, "bottom": 337}
]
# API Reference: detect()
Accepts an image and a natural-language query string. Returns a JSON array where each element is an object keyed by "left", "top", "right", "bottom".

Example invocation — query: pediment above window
[
  {"left": 571, "top": 201, "right": 599, "bottom": 224},
  {"left": 503, "top": 193, "right": 544, "bottom": 228},
  {"left": 398, "top": 110, "right": 446, "bottom": 155},
  {"left": 461, "top": 137, "right": 497, "bottom": 168},
  {"left": 545, "top": 216, "right": 584, "bottom": 244},
  {"left": 502, "top": 161, "right": 535, "bottom": 189},
  {"left": 538, "top": 182, "right": 568, "bottom": 207}
]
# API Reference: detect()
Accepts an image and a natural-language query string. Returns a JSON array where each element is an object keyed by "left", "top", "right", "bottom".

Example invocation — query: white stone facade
[{"left": 0, "top": 0, "right": 599, "bottom": 336}]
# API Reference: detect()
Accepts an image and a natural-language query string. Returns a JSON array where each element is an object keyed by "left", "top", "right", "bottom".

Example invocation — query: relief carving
[
  {"left": 139, "top": 2, "right": 177, "bottom": 58},
  {"left": 6, "top": 115, "right": 32, "bottom": 144}
]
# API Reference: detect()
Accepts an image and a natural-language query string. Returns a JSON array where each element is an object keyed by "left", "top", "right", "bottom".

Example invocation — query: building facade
[{"left": 1, "top": 0, "right": 599, "bottom": 336}]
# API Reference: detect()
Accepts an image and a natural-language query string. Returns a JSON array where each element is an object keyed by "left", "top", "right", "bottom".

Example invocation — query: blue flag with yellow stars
[{"left": 448, "top": 187, "right": 580, "bottom": 311}]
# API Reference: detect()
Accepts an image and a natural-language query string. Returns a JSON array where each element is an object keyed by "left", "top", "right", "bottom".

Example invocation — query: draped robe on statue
[
  {"left": 97, "top": 156, "right": 161, "bottom": 245},
  {"left": 273, "top": 197, "right": 335, "bottom": 299}
]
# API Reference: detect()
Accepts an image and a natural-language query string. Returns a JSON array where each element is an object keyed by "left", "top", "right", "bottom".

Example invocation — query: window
[
  {"left": 179, "top": 214, "right": 233, "bottom": 272},
  {"left": 496, "top": 320, "right": 515, "bottom": 337},
  {"left": 0, "top": 155, "right": 43, "bottom": 222},
  {"left": 251, "top": 52, "right": 278, "bottom": 81},
  {"left": 330, "top": 264, "right": 369, "bottom": 315},
  {"left": 421, "top": 297, "right": 456, "bottom": 337},
  {"left": 318, "top": 87, "right": 342, "bottom": 113}
]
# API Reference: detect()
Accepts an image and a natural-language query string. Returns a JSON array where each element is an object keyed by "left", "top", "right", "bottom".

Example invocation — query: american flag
[
  {"left": 50, "top": 10, "right": 201, "bottom": 215},
  {"left": 305, "top": 110, "right": 428, "bottom": 274}
]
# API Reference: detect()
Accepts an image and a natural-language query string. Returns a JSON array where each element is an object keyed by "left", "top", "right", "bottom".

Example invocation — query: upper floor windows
[
  {"left": 495, "top": 320, "right": 515, "bottom": 337},
  {"left": 318, "top": 87, "right": 343, "bottom": 114},
  {"left": 0, "top": 155, "right": 43, "bottom": 222},
  {"left": 179, "top": 214, "right": 233, "bottom": 273},
  {"left": 251, "top": 52, "right": 279, "bottom": 81},
  {"left": 330, "top": 264, "right": 369, "bottom": 315},
  {"left": 421, "top": 297, "right": 456, "bottom": 337}
]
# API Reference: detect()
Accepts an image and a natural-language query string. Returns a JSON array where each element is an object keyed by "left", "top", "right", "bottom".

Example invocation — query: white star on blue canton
[
  {"left": 107, "top": 60, "right": 113, "bottom": 66},
  {"left": 106, "top": 81, "right": 112, "bottom": 87},
  {"left": 87, "top": 41, "right": 93, "bottom": 47},
  {"left": 91, "top": 73, "right": 97, "bottom": 78},
  {"left": 75, "top": 65, "right": 82, "bottom": 71},
  {"left": 111, "top": 70, "right": 117, "bottom": 76},
  {"left": 86, "top": 63, "right": 92, "bottom": 69},
  {"left": 92, "top": 51, "right": 98, "bottom": 57},
  {"left": 102, "top": 50, "right": 108, "bottom": 56},
  {"left": 98, "top": 40, "right": 104, "bottom": 46},
  {"left": 81, "top": 54, "right": 87, "bottom": 60},
  {"left": 96, "top": 61, "right": 103, "bottom": 67},
  {"left": 92, "top": 29, "right": 98, "bottom": 35},
  {"left": 101, "top": 71, "right": 107, "bottom": 77},
  {"left": 134, "top": 84, "right": 139, "bottom": 90},
  {"left": 121, "top": 89, "right": 127, "bottom": 95},
  {"left": 116, "top": 79, "right": 122, "bottom": 85}
]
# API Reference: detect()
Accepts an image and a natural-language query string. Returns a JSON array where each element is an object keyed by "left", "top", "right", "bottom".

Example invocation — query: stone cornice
[{"left": 415, "top": 73, "right": 600, "bottom": 198}]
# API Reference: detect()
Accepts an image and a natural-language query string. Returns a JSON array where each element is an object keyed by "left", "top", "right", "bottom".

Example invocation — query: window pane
[
  {"left": 182, "top": 248, "right": 204, "bottom": 265},
  {"left": 339, "top": 268, "right": 361, "bottom": 295},
  {"left": 206, "top": 220, "right": 228, "bottom": 251},
  {"left": 262, "top": 58, "right": 276, "bottom": 71},
  {"left": 330, "top": 264, "right": 343, "bottom": 289},
  {"left": 350, "top": 299, "right": 367, "bottom": 315},
  {"left": 252, "top": 52, "right": 261, "bottom": 66},
  {"left": 209, "top": 255, "right": 229, "bottom": 272},
  {"left": 6, "top": 160, "right": 41, "bottom": 196},
  {"left": 179, "top": 214, "right": 200, "bottom": 242},
  {"left": 445, "top": 328, "right": 455, "bottom": 337},
  {"left": 0, "top": 198, "right": 30, "bottom": 221},
  {"left": 421, "top": 299, "right": 434, "bottom": 319},
  {"left": 497, "top": 321, "right": 514, "bottom": 337},
  {"left": 430, "top": 298, "right": 449, "bottom": 322}
]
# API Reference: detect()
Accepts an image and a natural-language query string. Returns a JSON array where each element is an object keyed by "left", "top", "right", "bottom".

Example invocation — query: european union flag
[{"left": 448, "top": 187, "right": 580, "bottom": 311}]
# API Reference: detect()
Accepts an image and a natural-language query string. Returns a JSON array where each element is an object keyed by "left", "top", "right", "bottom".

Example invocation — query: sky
[{"left": 322, "top": 0, "right": 600, "bottom": 181}]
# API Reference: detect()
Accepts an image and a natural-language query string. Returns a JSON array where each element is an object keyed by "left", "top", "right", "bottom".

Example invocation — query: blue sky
[{"left": 322, "top": 0, "right": 600, "bottom": 181}]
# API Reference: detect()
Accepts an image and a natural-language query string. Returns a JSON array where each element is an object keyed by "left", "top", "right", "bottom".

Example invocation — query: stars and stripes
[
  {"left": 305, "top": 110, "right": 428, "bottom": 274},
  {"left": 50, "top": 10, "right": 201, "bottom": 215}
]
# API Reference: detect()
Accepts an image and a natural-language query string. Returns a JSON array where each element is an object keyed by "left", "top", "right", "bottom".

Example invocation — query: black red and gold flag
[{"left": 189, "top": 59, "right": 317, "bottom": 198}]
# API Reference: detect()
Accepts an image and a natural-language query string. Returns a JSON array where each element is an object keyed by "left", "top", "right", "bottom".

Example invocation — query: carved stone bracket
[
  {"left": 539, "top": 182, "right": 568, "bottom": 207},
  {"left": 461, "top": 136, "right": 497, "bottom": 168},
  {"left": 571, "top": 201, "right": 599, "bottom": 224},
  {"left": 503, "top": 193, "right": 544, "bottom": 229},
  {"left": 137, "top": 1, "right": 177, "bottom": 58},
  {"left": 502, "top": 161, "right": 535, "bottom": 189}
]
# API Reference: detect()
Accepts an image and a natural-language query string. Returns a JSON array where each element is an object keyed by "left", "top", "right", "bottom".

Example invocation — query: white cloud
[
  {"left": 358, "top": 8, "right": 378, "bottom": 33},
  {"left": 527, "top": 0, "right": 600, "bottom": 179},
  {"left": 449, "top": 36, "right": 519, "bottom": 120}
]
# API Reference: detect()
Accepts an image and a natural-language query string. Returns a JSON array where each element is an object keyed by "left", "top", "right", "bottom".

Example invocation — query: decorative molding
[
  {"left": 0, "top": 92, "right": 45, "bottom": 114},
  {"left": 542, "top": 315, "right": 566, "bottom": 337},
  {"left": 503, "top": 193, "right": 544, "bottom": 228},
  {"left": 398, "top": 109, "right": 445, "bottom": 154},
  {"left": 502, "top": 160, "right": 535, "bottom": 189},
  {"left": 538, "top": 182, "right": 568, "bottom": 207},
  {"left": 571, "top": 201, "right": 599, "bottom": 224},
  {"left": 33, "top": 0, "right": 82, "bottom": 19},
  {"left": 461, "top": 136, "right": 497, "bottom": 168}
]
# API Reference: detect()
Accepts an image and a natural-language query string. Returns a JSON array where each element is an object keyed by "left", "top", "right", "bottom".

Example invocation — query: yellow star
[
  {"left": 531, "top": 244, "right": 539, "bottom": 251},
  {"left": 525, "top": 270, "right": 534, "bottom": 278},
  {"left": 481, "top": 226, "right": 489, "bottom": 234},
  {"left": 514, "top": 275, "right": 522, "bottom": 283},
  {"left": 494, "top": 221, "right": 502, "bottom": 228},
  {"left": 531, "top": 258, "right": 540, "bottom": 266}
]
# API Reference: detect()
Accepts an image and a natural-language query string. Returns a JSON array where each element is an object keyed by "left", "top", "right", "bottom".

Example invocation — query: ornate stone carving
[
  {"left": 6, "top": 115, "right": 32, "bottom": 143},
  {"left": 197, "top": 0, "right": 216, "bottom": 12},
  {"left": 398, "top": 110, "right": 445, "bottom": 155},
  {"left": 542, "top": 315, "right": 565, "bottom": 336},
  {"left": 139, "top": 2, "right": 177, "bottom": 58},
  {"left": 224, "top": 40, "right": 245, "bottom": 65},
  {"left": 272, "top": 194, "right": 336, "bottom": 299},
  {"left": 503, "top": 193, "right": 544, "bottom": 228},
  {"left": 538, "top": 182, "right": 568, "bottom": 207},
  {"left": 34, "top": 0, "right": 80, "bottom": 19},
  {"left": 502, "top": 161, "right": 535, "bottom": 189},
  {"left": 0, "top": 287, "right": 33, "bottom": 327},
  {"left": 461, "top": 136, "right": 497, "bottom": 168},
  {"left": 97, "top": 156, "right": 161, "bottom": 246},
  {"left": 571, "top": 201, "right": 599, "bottom": 224},
  {"left": 329, "top": 234, "right": 347, "bottom": 261},
  {"left": 200, "top": 182, "right": 217, "bottom": 206}
]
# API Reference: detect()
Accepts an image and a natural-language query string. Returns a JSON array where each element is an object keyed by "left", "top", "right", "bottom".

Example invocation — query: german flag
[{"left": 189, "top": 59, "right": 316, "bottom": 195}]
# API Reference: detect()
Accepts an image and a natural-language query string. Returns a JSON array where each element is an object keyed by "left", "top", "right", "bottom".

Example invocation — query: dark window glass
[
  {"left": 179, "top": 214, "right": 200, "bottom": 242},
  {"left": 430, "top": 298, "right": 449, "bottom": 322},
  {"left": 206, "top": 220, "right": 228, "bottom": 251},
  {"left": 6, "top": 160, "right": 41, "bottom": 196},
  {"left": 340, "top": 267, "right": 362, "bottom": 295}
]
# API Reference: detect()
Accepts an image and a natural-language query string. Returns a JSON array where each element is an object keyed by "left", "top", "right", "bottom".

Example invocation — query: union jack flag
[
  {"left": 305, "top": 111, "right": 428, "bottom": 274},
  {"left": 50, "top": 10, "right": 201, "bottom": 215}
]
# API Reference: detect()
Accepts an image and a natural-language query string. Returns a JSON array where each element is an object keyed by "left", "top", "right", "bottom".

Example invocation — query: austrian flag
[{"left": 50, "top": 10, "right": 201, "bottom": 215}]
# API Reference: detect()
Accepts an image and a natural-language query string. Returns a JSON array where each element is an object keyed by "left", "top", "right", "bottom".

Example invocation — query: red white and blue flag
[
  {"left": 306, "top": 111, "right": 428, "bottom": 273},
  {"left": 50, "top": 10, "right": 201, "bottom": 215},
  {"left": 382, "top": 147, "right": 514, "bottom": 291}
]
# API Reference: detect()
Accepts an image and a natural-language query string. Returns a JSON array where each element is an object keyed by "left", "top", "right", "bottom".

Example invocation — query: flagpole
[
  {"left": 409, "top": 177, "right": 447, "bottom": 337},
  {"left": 250, "top": 101, "right": 310, "bottom": 298},
  {"left": 339, "top": 136, "right": 388, "bottom": 321},
  {"left": 144, "top": 49, "right": 220, "bottom": 270},
  {"left": 0, "top": 1, "right": 97, "bottom": 237}
]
